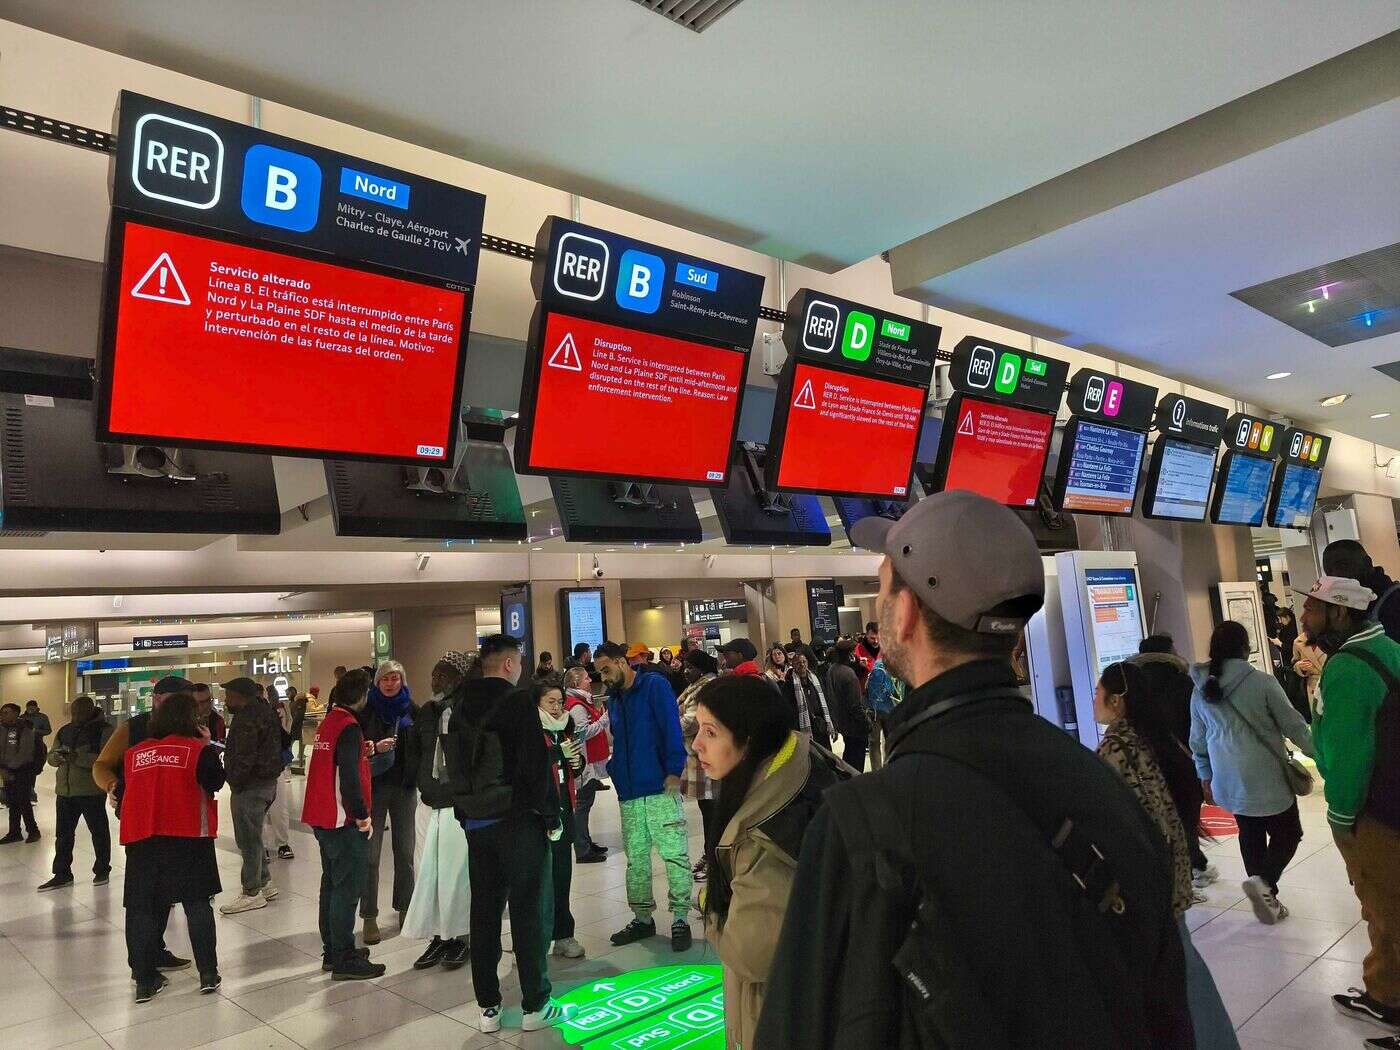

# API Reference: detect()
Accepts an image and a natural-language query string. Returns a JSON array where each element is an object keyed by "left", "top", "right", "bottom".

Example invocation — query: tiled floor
[{"left": 0, "top": 776, "right": 1389, "bottom": 1049}]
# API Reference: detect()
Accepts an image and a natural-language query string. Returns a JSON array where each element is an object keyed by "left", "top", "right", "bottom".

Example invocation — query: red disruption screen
[
  {"left": 775, "top": 362, "right": 925, "bottom": 497},
  {"left": 523, "top": 312, "right": 745, "bottom": 485},
  {"left": 104, "top": 220, "right": 468, "bottom": 462},
  {"left": 941, "top": 396, "right": 1054, "bottom": 507}
]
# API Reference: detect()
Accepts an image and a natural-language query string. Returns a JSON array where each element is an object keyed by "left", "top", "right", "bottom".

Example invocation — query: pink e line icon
[{"left": 1103, "top": 381, "right": 1124, "bottom": 418}]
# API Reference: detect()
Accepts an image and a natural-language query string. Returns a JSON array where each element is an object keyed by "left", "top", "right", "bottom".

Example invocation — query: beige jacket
[{"left": 706, "top": 732, "right": 812, "bottom": 1050}]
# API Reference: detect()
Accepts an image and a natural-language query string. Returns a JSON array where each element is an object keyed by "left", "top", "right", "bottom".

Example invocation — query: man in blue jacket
[{"left": 594, "top": 641, "right": 692, "bottom": 951}]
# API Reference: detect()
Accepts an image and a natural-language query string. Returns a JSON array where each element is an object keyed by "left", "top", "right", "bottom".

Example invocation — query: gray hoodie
[{"left": 1189, "top": 657, "right": 1313, "bottom": 817}]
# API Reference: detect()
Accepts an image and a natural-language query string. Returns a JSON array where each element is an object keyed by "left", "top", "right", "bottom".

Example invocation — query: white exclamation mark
[{"left": 159, "top": 265, "right": 168, "bottom": 297}]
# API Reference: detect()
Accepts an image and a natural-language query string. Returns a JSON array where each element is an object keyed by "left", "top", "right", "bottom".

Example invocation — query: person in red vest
[
  {"left": 563, "top": 665, "right": 610, "bottom": 864},
  {"left": 301, "top": 668, "right": 382, "bottom": 980},
  {"left": 119, "top": 691, "right": 225, "bottom": 1004}
]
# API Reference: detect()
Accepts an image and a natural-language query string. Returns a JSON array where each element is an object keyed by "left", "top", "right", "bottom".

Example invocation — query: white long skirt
[{"left": 401, "top": 806, "right": 471, "bottom": 940}]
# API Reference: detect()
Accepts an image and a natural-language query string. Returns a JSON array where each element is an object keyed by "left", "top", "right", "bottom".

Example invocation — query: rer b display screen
[
  {"left": 1212, "top": 452, "right": 1274, "bottom": 526},
  {"left": 517, "top": 311, "right": 745, "bottom": 487},
  {"left": 934, "top": 395, "right": 1055, "bottom": 507},
  {"left": 770, "top": 362, "right": 926, "bottom": 498},
  {"left": 1054, "top": 419, "right": 1146, "bottom": 516},
  {"left": 1269, "top": 462, "right": 1322, "bottom": 529},
  {"left": 98, "top": 215, "right": 470, "bottom": 464},
  {"left": 1146, "top": 438, "right": 1216, "bottom": 521}
]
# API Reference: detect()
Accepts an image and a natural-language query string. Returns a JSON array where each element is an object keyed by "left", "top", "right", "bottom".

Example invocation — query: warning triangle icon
[
  {"left": 957, "top": 410, "right": 975, "bottom": 437},
  {"left": 130, "top": 252, "right": 191, "bottom": 306},
  {"left": 794, "top": 379, "right": 817, "bottom": 410},
  {"left": 547, "top": 332, "right": 583, "bottom": 372}
]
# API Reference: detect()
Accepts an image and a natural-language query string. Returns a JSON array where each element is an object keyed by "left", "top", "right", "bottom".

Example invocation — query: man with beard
[{"left": 755, "top": 491, "right": 1191, "bottom": 1049}]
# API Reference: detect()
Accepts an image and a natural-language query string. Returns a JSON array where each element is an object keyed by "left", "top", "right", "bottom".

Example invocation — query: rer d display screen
[
  {"left": 935, "top": 395, "right": 1055, "bottom": 507},
  {"left": 517, "top": 311, "right": 746, "bottom": 487},
  {"left": 98, "top": 215, "right": 470, "bottom": 464},
  {"left": 1269, "top": 462, "right": 1322, "bottom": 529},
  {"left": 1054, "top": 419, "right": 1146, "bottom": 516},
  {"left": 770, "top": 362, "right": 926, "bottom": 498},
  {"left": 1212, "top": 452, "right": 1275, "bottom": 526}
]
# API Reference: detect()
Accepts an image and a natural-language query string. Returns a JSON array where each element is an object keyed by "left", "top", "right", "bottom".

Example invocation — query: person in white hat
[{"left": 1302, "top": 575, "right": 1400, "bottom": 1038}]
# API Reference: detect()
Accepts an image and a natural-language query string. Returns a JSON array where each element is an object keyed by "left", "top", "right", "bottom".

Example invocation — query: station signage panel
[
  {"left": 806, "top": 579, "right": 842, "bottom": 647},
  {"left": 685, "top": 598, "right": 749, "bottom": 624},
  {"left": 928, "top": 393, "right": 1056, "bottom": 508},
  {"left": 1222, "top": 412, "right": 1283, "bottom": 458},
  {"left": 781, "top": 289, "right": 940, "bottom": 387},
  {"left": 132, "top": 634, "right": 189, "bottom": 651},
  {"left": 1065, "top": 369, "right": 1158, "bottom": 431},
  {"left": 1051, "top": 418, "right": 1147, "bottom": 517},
  {"left": 1154, "top": 394, "right": 1228, "bottom": 448},
  {"left": 1279, "top": 427, "right": 1330, "bottom": 469},
  {"left": 45, "top": 621, "right": 98, "bottom": 663},
  {"left": 112, "top": 91, "right": 486, "bottom": 285},
  {"left": 947, "top": 337, "right": 1068, "bottom": 414},
  {"left": 530, "top": 217, "right": 765, "bottom": 349}
]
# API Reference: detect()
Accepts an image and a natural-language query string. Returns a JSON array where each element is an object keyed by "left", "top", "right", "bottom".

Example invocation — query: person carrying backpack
[
  {"left": 755, "top": 491, "right": 1192, "bottom": 1049},
  {"left": 1301, "top": 575, "right": 1400, "bottom": 1041},
  {"left": 1324, "top": 539, "right": 1400, "bottom": 644}
]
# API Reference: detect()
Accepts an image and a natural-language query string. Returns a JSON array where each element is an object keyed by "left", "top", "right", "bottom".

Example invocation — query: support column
[
  {"left": 376, "top": 606, "right": 479, "bottom": 685},
  {"left": 1346, "top": 493, "right": 1400, "bottom": 577}
]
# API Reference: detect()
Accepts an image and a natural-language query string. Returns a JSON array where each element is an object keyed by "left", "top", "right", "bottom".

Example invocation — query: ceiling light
[
  {"left": 1319, "top": 393, "right": 1350, "bottom": 406},
  {"left": 1265, "top": 371, "right": 1292, "bottom": 381},
  {"left": 1306, "top": 301, "right": 1315, "bottom": 314},
  {"left": 530, "top": 546, "right": 543, "bottom": 551},
  {"left": 1372, "top": 412, "right": 1392, "bottom": 419}
]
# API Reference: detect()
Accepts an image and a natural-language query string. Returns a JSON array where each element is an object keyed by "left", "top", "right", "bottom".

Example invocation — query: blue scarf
[{"left": 367, "top": 683, "right": 413, "bottom": 730}]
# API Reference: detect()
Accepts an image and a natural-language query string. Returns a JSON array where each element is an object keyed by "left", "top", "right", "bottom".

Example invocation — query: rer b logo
[
  {"left": 841, "top": 311, "right": 875, "bottom": 362},
  {"left": 241, "top": 144, "right": 321, "bottom": 232},
  {"left": 131, "top": 113, "right": 224, "bottom": 209},
  {"left": 802, "top": 300, "right": 840, "bottom": 354},
  {"left": 615, "top": 249, "right": 664, "bottom": 315}
]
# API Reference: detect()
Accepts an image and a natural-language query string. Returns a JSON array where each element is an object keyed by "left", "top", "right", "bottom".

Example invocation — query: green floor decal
[{"left": 556, "top": 965, "right": 725, "bottom": 1049}]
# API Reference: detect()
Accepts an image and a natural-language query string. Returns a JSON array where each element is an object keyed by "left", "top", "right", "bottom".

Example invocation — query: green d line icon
[
  {"left": 994, "top": 351, "right": 1023, "bottom": 395},
  {"left": 880, "top": 318, "right": 910, "bottom": 343},
  {"left": 555, "top": 964, "right": 725, "bottom": 1050},
  {"left": 841, "top": 310, "right": 875, "bottom": 362}
]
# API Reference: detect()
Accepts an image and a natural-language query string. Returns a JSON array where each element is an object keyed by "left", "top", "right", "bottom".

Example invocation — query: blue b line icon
[{"left": 555, "top": 964, "right": 725, "bottom": 1049}]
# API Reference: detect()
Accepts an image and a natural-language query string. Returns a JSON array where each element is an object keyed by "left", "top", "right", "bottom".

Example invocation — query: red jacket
[
  {"left": 564, "top": 690, "right": 610, "bottom": 766},
  {"left": 301, "top": 707, "right": 372, "bottom": 829},
  {"left": 120, "top": 737, "right": 217, "bottom": 845},
  {"left": 732, "top": 660, "right": 762, "bottom": 677}
]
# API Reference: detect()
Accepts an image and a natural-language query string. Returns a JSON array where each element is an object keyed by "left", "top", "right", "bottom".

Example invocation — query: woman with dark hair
[
  {"left": 534, "top": 680, "right": 586, "bottom": 961},
  {"left": 120, "top": 692, "right": 225, "bottom": 1003},
  {"left": 763, "top": 644, "right": 789, "bottom": 683},
  {"left": 677, "top": 648, "right": 718, "bottom": 881},
  {"left": 1096, "top": 664, "right": 1238, "bottom": 1050},
  {"left": 1190, "top": 620, "right": 1314, "bottom": 925},
  {"left": 694, "top": 675, "right": 852, "bottom": 1050}
]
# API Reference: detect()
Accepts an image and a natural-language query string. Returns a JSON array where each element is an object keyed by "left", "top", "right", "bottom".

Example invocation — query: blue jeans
[{"left": 1178, "top": 916, "right": 1239, "bottom": 1049}]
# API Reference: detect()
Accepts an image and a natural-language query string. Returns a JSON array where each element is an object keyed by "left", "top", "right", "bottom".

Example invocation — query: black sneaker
[
  {"left": 1335, "top": 988, "right": 1400, "bottom": 1031},
  {"left": 692, "top": 859, "right": 707, "bottom": 883},
  {"left": 577, "top": 850, "right": 607, "bottom": 864},
  {"left": 134, "top": 974, "right": 168, "bottom": 1003},
  {"left": 94, "top": 873, "right": 110, "bottom": 886},
  {"left": 155, "top": 950, "right": 191, "bottom": 972},
  {"left": 441, "top": 937, "right": 469, "bottom": 971},
  {"left": 1365, "top": 1036, "right": 1400, "bottom": 1049},
  {"left": 332, "top": 954, "right": 387, "bottom": 981},
  {"left": 277, "top": 845, "right": 295, "bottom": 860},
  {"left": 199, "top": 972, "right": 221, "bottom": 994},
  {"left": 413, "top": 936, "right": 448, "bottom": 970},
  {"left": 38, "top": 875, "right": 73, "bottom": 892},
  {"left": 322, "top": 947, "right": 370, "bottom": 973},
  {"left": 0, "top": 833, "right": 23, "bottom": 844},
  {"left": 610, "top": 917, "right": 657, "bottom": 946},
  {"left": 671, "top": 920, "right": 692, "bottom": 952},
  {"left": 25, "top": 830, "right": 40, "bottom": 843}
]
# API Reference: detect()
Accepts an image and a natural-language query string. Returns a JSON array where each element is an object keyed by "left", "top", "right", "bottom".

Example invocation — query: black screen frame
[
  {"left": 95, "top": 209, "right": 473, "bottom": 467},
  {"left": 926, "top": 392, "right": 1056, "bottom": 509},
  {"left": 1049, "top": 416, "right": 1146, "bottom": 518},
  {"left": 1266, "top": 460, "right": 1323, "bottom": 530},
  {"left": 558, "top": 586, "right": 609, "bottom": 657},
  {"left": 1208, "top": 450, "right": 1276, "bottom": 527},
  {"left": 1140, "top": 435, "right": 1217, "bottom": 522},
  {"left": 512, "top": 305, "right": 749, "bottom": 489}
]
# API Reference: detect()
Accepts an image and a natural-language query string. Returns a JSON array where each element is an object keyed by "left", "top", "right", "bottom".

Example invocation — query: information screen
[
  {"left": 772, "top": 362, "right": 925, "bottom": 497},
  {"left": 99, "top": 216, "right": 469, "bottom": 464},
  {"left": 560, "top": 587, "right": 608, "bottom": 655},
  {"left": 1213, "top": 453, "right": 1274, "bottom": 526},
  {"left": 937, "top": 396, "right": 1055, "bottom": 507},
  {"left": 1055, "top": 420, "right": 1146, "bottom": 515},
  {"left": 1084, "top": 567, "right": 1145, "bottom": 676},
  {"left": 1148, "top": 438, "right": 1216, "bottom": 520},
  {"left": 519, "top": 311, "right": 745, "bottom": 486},
  {"left": 1269, "top": 462, "right": 1322, "bottom": 529}
]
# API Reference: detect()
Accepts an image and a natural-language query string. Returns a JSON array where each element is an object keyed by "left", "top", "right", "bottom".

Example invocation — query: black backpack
[
  {"left": 449, "top": 696, "right": 512, "bottom": 821},
  {"left": 1334, "top": 648, "right": 1400, "bottom": 830}
]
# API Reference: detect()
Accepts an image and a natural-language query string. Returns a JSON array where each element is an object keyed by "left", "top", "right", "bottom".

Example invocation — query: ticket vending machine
[
  {"left": 1024, "top": 556, "right": 1082, "bottom": 742},
  {"left": 1056, "top": 550, "right": 1148, "bottom": 748}
]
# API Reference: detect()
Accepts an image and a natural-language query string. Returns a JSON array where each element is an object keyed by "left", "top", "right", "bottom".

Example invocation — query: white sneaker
[
  {"left": 522, "top": 1001, "right": 570, "bottom": 1032},
  {"left": 1242, "top": 876, "right": 1284, "bottom": 925},
  {"left": 1191, "top": 888, "right": 1209, "bottom": 905},
  {"left": 262, "top": 885, "right": 279, "bottom": 901},
  {"left": 1192, "top": 864, "right": 1220, "bottom": 888},
  {"left": 477, "top": 1005, "right": 501, "bottom": 1034},
  {"left": 219, "top": 891, "right": 267, "bottom": 915},
  {"left": 552, "top": 937, "right": 586, "bottom": 959}
]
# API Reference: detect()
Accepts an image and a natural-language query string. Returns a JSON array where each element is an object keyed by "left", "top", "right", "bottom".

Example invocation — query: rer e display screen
[
  {"left": 1270, "top": 462, "right": 1322, "bottom": 529},
  {"left": 100, "top": 218, "right": 469, "bottom": 464},
  {"left": 773, "top": 362, "right": 926, "bottom": 497},
  {"left": 940, "top": 396, "right": 1055, "bottom": 507},
  {"left": 520, "top": 312, "right": 745, "bottom": 486},
  {"left": 1150, "top": 438, "right": 1216, "bottom": 521},
  {"left": 1058, "top": 420, "right": 1146, "bottom": 515},
  {"left": 1215, "top": 454, "right": 1274, "bottom": 526}
]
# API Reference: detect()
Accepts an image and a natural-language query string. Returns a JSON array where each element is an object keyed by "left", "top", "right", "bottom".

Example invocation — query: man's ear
[{"left": 894, "top": 586, "right": 921, "bottom": 644}]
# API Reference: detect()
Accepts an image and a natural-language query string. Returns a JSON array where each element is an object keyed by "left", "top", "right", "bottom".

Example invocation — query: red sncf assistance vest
[
  {"left": 301, "top": 706, "right": 372, "bottom": 830},
  {"left": 120, "top": 736, "right": 217, "bottom": 846},
  {"left": 564, "top": 691, "right": 610, "bottom": 765}
]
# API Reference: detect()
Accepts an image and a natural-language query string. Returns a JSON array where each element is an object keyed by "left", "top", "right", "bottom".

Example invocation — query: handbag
[{"left": 1221, "top": 687, "right": 1313, "bottom": 797}]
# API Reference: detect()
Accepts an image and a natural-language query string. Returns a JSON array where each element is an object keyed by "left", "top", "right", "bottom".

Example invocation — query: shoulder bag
[{"left": 1221, "top": 685, "right": 1313, "bottom": 796}]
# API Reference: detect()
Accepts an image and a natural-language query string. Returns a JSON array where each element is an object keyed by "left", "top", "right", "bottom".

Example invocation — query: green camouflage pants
[{"left": 620, "top": 792, "right": 691, "bottom": 922}]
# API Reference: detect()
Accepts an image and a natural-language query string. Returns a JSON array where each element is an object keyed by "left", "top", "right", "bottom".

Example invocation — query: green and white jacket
[{"left": 1314, "top": 622, "right": 1400, "bottom": 829}]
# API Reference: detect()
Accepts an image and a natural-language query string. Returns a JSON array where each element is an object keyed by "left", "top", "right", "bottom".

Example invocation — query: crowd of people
[{"left": 3, "top": 497, "right": 1398, "bottom": 1047}]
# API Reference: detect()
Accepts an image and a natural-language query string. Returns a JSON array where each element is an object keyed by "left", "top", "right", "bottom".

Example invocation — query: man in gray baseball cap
[{"left": 757, "top": 491, "right": 1193, "bottom": 1049}]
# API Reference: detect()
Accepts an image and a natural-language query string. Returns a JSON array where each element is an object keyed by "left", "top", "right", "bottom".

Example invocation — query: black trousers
[
  {"left": 315, "top": 824, "right": 369, "bottom": 962},
  {"left": 53, "top": 794, "right": 111, "bottom": 878},
  {"left": 126, "top": 899, "right": 217, "bottom": 981},
  {"left": 467, "top": 816, "right": 552, "bottom": 1013},
  {"left": 842, "top": 732, "right": 869, "bottom": 774},
  {"left": 551, "top": 835, "right": 575, "bottom": 940},
  {"left": 4, "top": 772, "right": 37, "bottom": 836},
  {"left": 573, "top": 780, "right": 601, "bottom": 859},
  {"left": 1236, "top": 802, "right": 1303, "bottom": 894},
  {"left": 697, "top": 798, "right": 718, "bottom": 860}
]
